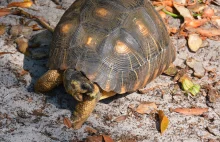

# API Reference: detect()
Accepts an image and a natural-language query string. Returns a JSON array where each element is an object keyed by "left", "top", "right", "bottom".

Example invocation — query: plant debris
[
  {"left": 170, "top": 108, "right": 209, "bottom": 115},
  {"left": 136, "top": 102, "right": 157, "bottom": 114},
  {"left": 158, "top": 110, "right": 169, "bottom": 134}
]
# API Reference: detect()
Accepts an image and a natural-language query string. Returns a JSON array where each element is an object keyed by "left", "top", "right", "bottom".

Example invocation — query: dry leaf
[
  {"left": 85, "top": 136, "right": 103, "bottom": 142},
  {"left": 7, "top": 1, "right": 33, "bottom": 8},
  {"left": 15, "top": 37, "right": 29, "bottom": 55},
  {"left": 10, "top": 25, "right": 33, "bottom": 37},
  {"left": 113, "top": 115, "right": 127, "bottom": 122},
  {"left": 0, "top": 25, "right": 6, "bottom": 35},
  {"left": 171, "top": 108, "right": 208, "bottom": 115},
  {"left": 202, "top": 8, "right": 214, "bottom": 18},
  {"left": 136, "top": 102, "right": 157, "bottom": 114},
  {"left": 0, "top": 52, "right": 13, "bottom": 56},
  {"left": 185, "top": 19, "right": 208, "bottom": 28},
  {"left": 85, "top": 127, "right": 97, "bottom": 134},
  {"left": 103, "top": 135, "right": 114, "bottom": 142},
  {"left": 194, "top": 28, "right": 220, "bottom": 37},
  {"left": 158, "top": 110, "right": 169, "bottom": 134},
  {"left": 188, "top": 34, "right": 203, "bottom": 52},
  {"left": 0, "top": 8, "right": 11, "bottom": 17},
  {"left": 19, "top": 70, "right": 29, "bottom": 76},
  {"left": 63, "top": 117, "right": 72, "bottom": 128},
  {"left": 32, "top": 110, "right": 48, "bottom": 117},
  {"left": 174, "top": 4, "right": 193, "bottom": 19}
]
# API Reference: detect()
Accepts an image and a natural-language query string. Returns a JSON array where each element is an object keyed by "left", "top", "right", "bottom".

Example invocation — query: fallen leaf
[
  {"left": 103, "top": 135, "right": 114, "bottom": 142},
  {"left": 0, "top": 25, "right": 6, "bottom": 35},
  {"left": 171, "top": 108, "right": 208, "bottom": 115},
  {"left": 7, "top": 1, "right": 33, "bottom": 8},
  {"left": 173, "top": 67, "right": 188, "bottom": 82},
  {"left": 212, "top": 16, "right": 220, "bottom": 27},
  {"left": 158, "top": 110, "right": 169, "bottom": 134},
  {"left": 202, "top": 8, "right": 214, "bottom": 18},
  {"left": 19, "top": 70, "right": 29, "bottom": 76},
  {"left": 10, "top": 25, "right": 33, "bottom": 37},
  {"left": 63, "top": 117, "right": 72, "bottom": 128},
  {"left": 188, "top": 34, "right": 203, "bottom": 52},
  {"left": 15, "top": 37, "right": 29, "bottom": 55},
  {"left": 0, "top": 52, "right": 14, "bottom": 56},
  {"left": 0, "top": 8, "right": 11, "bottom": 17},
  {"left": 85, "top": 126, "right": 97, "bottom": 134},
  {"left": 174, "top": 4, "right": 193, "bottom": 19},
  {"left": 32, "top": 110, "right": 49, "bottom": 117},
  {"left": 136, "top": 102, "right": 157, "bottom": 114},
  {"left": 207, "top": 88, "right": 219, "bottom": 103},
  {"left": 163, "top": 64, "right": 178, "bottom": 76},
  {"left": 113, "top": 115, "right": 127, "bottom": 122},
  {"left": 194, "top": 28, "right": 220, "bottom": 37},
  {"left": 185, "top": 18, "right": 208, "bottom": 28},
  {"left": 85, "top": 136, "right": 103, "bottom": 142}
]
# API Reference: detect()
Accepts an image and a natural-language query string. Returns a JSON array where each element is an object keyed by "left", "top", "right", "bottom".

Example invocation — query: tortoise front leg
[
  {"left": 63, "top": 69, "right": 100, "bottom": 129},
  {"left": 71, "top": 84, "right": 100, "bottom": 129},
  {"left": 34, "top": 70, "right": 63, "bottom": 92}
]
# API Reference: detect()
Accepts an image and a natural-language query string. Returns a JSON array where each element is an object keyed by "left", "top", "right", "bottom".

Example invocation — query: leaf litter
[{"left": 0, "top": 0, "right": 220, "bottom": 141}]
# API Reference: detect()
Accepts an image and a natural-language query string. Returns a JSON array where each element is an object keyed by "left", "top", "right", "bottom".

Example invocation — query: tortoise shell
[{"left": 48, "top": 0, "right": 176, "bottom": 94}]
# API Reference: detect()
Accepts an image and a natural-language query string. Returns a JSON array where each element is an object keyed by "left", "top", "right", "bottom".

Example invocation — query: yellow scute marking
[
  {"left": 60, "top": 23, "right": 72, "bottom": 34},
  {"left": 96, "top": 8, "right": 110, "bottom": 17},
  {"left": 115, "top": 40, "right": 131, "bottom": 54},
  {"left": 120, "top": 86, "right": 126, "bottom": 94},
  {"left": 135, "top": 20, "right": 149, "bottom": 36}
]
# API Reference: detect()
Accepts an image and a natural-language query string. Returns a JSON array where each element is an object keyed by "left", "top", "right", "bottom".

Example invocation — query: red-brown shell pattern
[{"left": 49, "top": 0, "right": 176, "bottom": 94}]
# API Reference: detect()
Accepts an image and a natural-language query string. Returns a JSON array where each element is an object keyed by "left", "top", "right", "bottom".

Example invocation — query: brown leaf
[
  {"left": 19, "top": 70, "right": 29, "bottom": 76},
  {"left": 207, "top": 88, "right": 219, "bottom": 103},
  {"left": 84, "top": 127, "right": 98, "bottom": 134},
  {"left": 85, "top": 136, "right": 103, "bottom": 142},
  {"left": 0, "top": 25, "right": 6, "bottom": 35},
  {"left": 0, "top": 8, "right": 11, "bottom": 17},
  {"left": 194, "top": 28, "right": 220, "bottom": 37},
  {"left": 102, "top": 135, "right": 114, "bottom": 142},
  {"left": 136, "top": 102, "right": 157, "bottom": 114},
  {"left": 0, "top": 52, "right": 14, "bottom": 56},
  {"left": 7, "top": 1, "right": 33, "bottom": 8},
  {"left": 32, "top": 109, "right": 49, "bottom": 117},
  {"left": 158, "top": 110, "right": 169, "bottom": 134},
  {"left": 171, "top": 108, "right": 208, "bottom": 115},
  {"left": 113, "top": 115, "right": 127, "bottom": 122},
  {"left": 185, "top": 18, "right": 208, "bottom": 28},
  {"left": 15, "top": 37, "right": 29, "bottom": 55},
  {"left": 63, "top": 117, "right": 72, "bottom": 128}
]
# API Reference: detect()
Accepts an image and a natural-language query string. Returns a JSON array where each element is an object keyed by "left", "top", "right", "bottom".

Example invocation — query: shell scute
[{"left": 49, "top": 0, "right": 176, "bottom": 93}]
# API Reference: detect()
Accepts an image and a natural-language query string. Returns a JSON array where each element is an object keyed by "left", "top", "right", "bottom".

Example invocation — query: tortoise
[{"left": 34, "top": 0, "right": 176, "bottom": 129}]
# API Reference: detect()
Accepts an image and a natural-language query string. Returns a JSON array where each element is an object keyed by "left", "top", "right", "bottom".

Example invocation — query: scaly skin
[
  {"left": 34, "top": 70, "right": 63, "bottom": 92},
  {"left": 35, "top": 69, "right": 114, "bottom": 129}
]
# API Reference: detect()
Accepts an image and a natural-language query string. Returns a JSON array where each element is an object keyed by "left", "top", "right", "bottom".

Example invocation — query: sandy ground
[{"left": 0, "top": 0, "right": 220, "bottom": 142}]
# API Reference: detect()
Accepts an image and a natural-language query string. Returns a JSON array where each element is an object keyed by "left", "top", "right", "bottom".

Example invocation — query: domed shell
[{"left": 48, "top": 0, "right": 176, "bottom": 94}]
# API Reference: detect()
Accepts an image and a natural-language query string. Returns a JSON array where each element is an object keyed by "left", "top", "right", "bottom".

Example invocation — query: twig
[{"left": 10, "top": 7, "right": 54, "bottom": 32}]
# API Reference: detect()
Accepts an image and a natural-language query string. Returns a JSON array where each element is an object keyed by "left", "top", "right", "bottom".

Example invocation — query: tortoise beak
[{"left": 74, "top": 93, "right": 83, "bottom": 102}]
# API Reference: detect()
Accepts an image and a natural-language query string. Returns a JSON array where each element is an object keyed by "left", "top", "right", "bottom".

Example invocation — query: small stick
[{"left": 11, "top": 7, "right": 54, "bottom": 32}]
